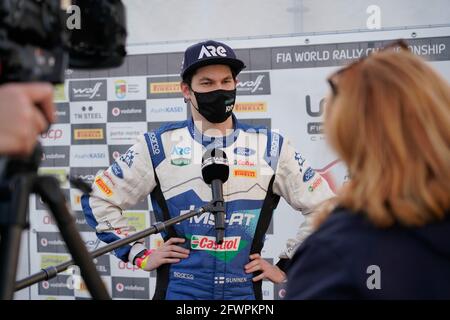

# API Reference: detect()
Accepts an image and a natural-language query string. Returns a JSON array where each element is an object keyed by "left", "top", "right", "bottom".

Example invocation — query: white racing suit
[{"left": 82, "top": 115, "right": 335, "bottom": 299}]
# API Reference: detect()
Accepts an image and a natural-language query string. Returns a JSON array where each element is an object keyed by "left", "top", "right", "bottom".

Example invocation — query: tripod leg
[
  {"left": 0, "top": 176, "right": 32, "bottom": 300},
  {"left": 35, "top": 176, "right": 110, "bottom": 300}
]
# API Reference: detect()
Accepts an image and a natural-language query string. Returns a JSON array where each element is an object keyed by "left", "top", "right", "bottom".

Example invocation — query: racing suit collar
[{"left": 188, "top": 113, "right": 240, "bottom": 149}]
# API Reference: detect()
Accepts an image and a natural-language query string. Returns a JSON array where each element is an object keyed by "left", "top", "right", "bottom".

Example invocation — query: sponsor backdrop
[{"left": 16, "top": 27, "right": 450, "bottom": 299}]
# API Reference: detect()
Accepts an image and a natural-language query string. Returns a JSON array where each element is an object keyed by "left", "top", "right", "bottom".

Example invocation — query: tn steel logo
[{"left": 191, "top": 235, "right": 241, "bottom": 251}]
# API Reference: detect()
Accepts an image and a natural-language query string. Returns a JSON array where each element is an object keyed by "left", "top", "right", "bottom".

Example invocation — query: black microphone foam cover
[{"left": 201, "top": 149, "right": 229, "bottom": 184}]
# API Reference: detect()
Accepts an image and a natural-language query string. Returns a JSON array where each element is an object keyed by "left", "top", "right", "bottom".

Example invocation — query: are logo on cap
[{"left": 198, "top": 45, "right": 227, "bottom": 59}]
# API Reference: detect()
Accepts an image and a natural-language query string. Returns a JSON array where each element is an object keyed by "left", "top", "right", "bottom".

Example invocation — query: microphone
[{"left": 201, "top": 149, "right": 229, "bottom": 245}]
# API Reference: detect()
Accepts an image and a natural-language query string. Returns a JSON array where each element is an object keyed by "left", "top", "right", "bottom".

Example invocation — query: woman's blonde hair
[{"left": 323, "top": 43, "right": 450, "bottom": 227}]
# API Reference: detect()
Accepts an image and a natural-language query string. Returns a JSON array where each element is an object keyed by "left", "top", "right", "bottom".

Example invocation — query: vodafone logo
[
  {"left": 42, "top": 281, "right": 50, "bottom": 289},
  {"left": 41, "top": 238, "right": 48, "bottom": 247},
  {"left": 112, "top": 151, "right": 121, "bottom": 159},
  {"left": 116, "top": 283, "right": 124, "bottom": 292},
  {"left": 43, "top": 215, "right": 54, "bottom": 225},
  {"left": 278, "top": 288, "right": 286, "bottom": 299},
  {"left": 41, "top": 129, "right": 63, "bottom": 140},
  {"left": 112, "top": 107, "right": 121, "bottom": 117}
]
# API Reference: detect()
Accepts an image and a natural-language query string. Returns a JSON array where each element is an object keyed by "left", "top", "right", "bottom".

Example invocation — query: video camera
[
  {"left": 0, "top": 0, "right": 128, "bottom": 300},
  {"left": 0, "top": 0, "right": 127, "bottom": 84}
]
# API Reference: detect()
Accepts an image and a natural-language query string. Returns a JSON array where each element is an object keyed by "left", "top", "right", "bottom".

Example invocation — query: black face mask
[{"left": 191, "top": 89, "right": 236, "bottom": 123}]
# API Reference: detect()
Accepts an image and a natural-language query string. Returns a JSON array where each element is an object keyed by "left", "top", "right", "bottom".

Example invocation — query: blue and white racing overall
[{"left": 82, "top": 115, "right": 335, "bottom": 299}]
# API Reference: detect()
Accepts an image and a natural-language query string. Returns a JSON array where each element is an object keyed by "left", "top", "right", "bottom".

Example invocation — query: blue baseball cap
[{"left": 180, "top": 40, "right": 246, "bottom": 80}]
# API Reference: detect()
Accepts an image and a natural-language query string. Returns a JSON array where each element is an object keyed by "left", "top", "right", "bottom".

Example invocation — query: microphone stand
[
  {"left": 0, "top": 145, "right": 110, "bottom": 300},
  {"left": 15, "top": 202, "right": 215, "bottom": 292},
  {"left": 210, "top": 180, "right": 225, "bottom": 245}
]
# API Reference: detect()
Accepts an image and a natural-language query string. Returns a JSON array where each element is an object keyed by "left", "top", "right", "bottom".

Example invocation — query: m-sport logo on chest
[{"left": 189, "top": 235, "right": 248, "bottom": 262}]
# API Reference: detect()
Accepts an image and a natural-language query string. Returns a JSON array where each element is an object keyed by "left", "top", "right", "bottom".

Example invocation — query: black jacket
[{"left": 285, "top": 207, "right": 450, "bottom": 299}]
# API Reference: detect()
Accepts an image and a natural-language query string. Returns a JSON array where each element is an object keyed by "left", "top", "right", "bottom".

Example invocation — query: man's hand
[
  {"left": 0, "top": 83, "right": 55, "bottom": 156},
  {"left": 139, "top": 237, "right": 190, "bottom": 272},
  {"left": 244, "top": 253, "right": 286, "bottom": 283}
]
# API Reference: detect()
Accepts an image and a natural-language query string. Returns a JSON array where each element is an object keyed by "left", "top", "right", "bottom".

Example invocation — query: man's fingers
[
  {"left": 165, "top": 237, "right": 186, "bottom": 245},
  {"left": 32, "top": 106, "right": 49, "bottom": 134},
  {"left": 163, "top": 251, "right": 189, "bottom": 259},
  {"left": 249, "top": 253, "right": 260, "bottom": 260},
  {"left": 252, "top": 273, "right": 265, "bottom": 282},
  {"left": 245, "top": 260, "right": 260, "bottom": 270},
  {"left": 166, "top": 245, "right": 190, "bottom": 255},
  {"left": 163, "top": 258, "right": 181, "bottom": 264},
  {"left": 21, "top": 83, "right": 55, "bottom": 123},
  {"left": 245, "top": 265, "right": 261, "bottom": 274}
]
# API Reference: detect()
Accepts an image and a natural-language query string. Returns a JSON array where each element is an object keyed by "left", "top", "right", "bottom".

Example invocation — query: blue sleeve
[{"left": 285, "top": 238, "right": 356, "bottom": 299}]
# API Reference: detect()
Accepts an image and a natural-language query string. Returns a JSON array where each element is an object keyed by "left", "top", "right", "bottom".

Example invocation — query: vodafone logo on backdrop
[
  {"left": 116, "top": 283, "right": 124, "bottom": 292},
  {"left": 112, "top": 107, "right": 121, "bottom": 116}
]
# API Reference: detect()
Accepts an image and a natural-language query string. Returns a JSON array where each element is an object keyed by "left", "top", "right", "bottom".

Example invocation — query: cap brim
[{"left": 181, "top": 57, "right": 246, "bottom": 79}]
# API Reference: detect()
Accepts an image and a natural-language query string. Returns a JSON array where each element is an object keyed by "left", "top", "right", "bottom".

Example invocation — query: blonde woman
[{"left": 285, "top": 41, "right": 450, "bottom": 299}]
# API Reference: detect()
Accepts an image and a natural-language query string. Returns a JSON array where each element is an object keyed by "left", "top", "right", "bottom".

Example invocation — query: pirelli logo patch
[
  {"left": 233, "top": 169, "right": 257, "bottom": 178},
  {"left": 95, "top": 177, "right": 113, "bottom": 197}
]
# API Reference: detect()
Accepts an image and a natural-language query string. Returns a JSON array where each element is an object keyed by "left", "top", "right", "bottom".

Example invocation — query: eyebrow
[{"left": 198, "top": 75, "right": 233, "bottom": 82}]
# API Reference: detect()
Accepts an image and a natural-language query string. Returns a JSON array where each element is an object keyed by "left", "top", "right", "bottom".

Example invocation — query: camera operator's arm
[{"left": 0, "top": 83, "right": 55, "bottom": 156}]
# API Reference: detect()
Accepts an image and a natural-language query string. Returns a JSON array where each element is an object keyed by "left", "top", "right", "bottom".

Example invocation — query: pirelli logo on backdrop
[
  {"left": 71, "top": 124, "right": 107, "bottom": 145},
  {"left": 74, "top": 129, "right": 103, "bottom": 140},
  {"left": 233, "top": 169, "right": 257, "bottom": 178},
  {"left": 147, "top": 76, "right": 183, "bottom": 99},
  {"left": 149, "top": 82, "right": 180, "bottom": 94},
  {"left": 234, "top": 102, "right": 267, "bottom": 113}
]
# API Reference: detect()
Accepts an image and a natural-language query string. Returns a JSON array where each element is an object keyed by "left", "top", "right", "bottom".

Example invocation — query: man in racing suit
[{"left": 82, "top": 40, "right": 335, "bottom": 300}]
